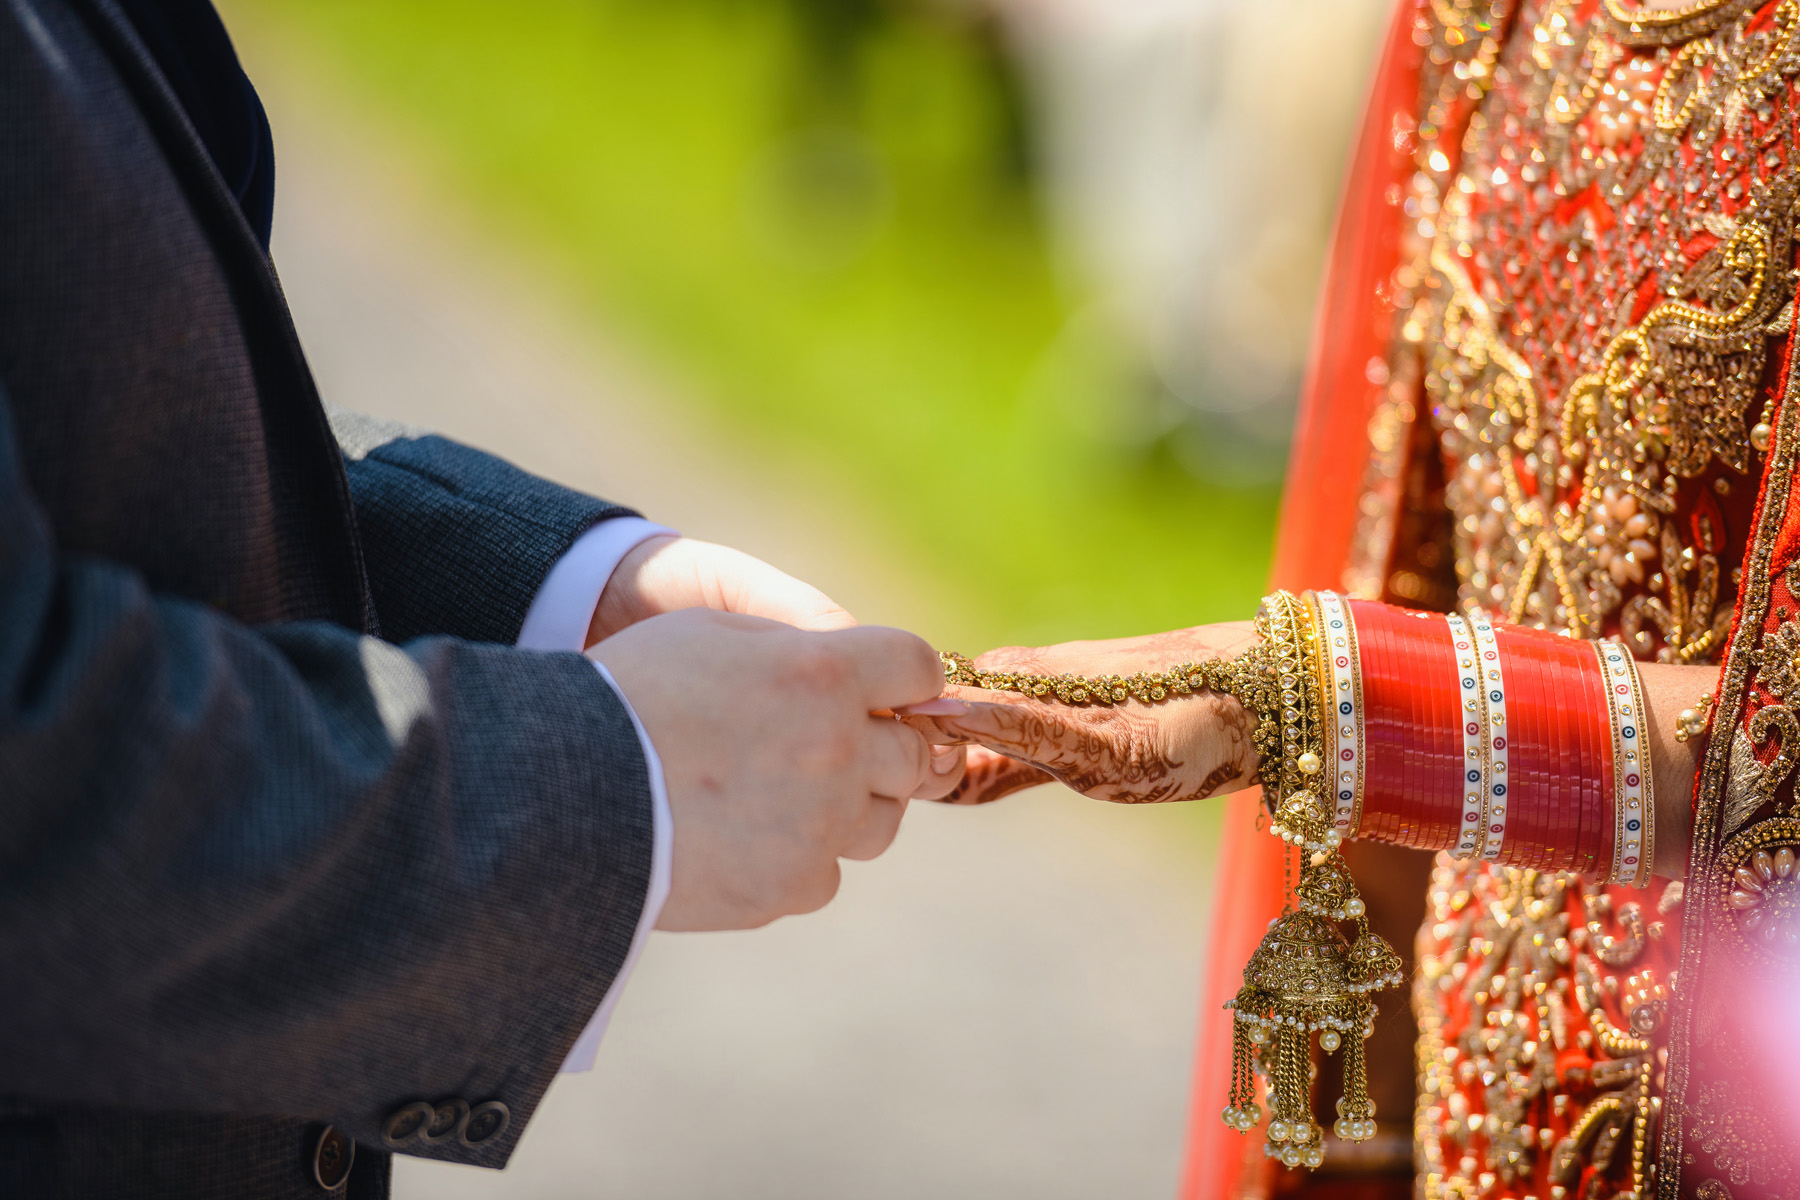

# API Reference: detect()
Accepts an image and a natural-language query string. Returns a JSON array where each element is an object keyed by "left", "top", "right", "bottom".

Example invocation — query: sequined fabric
[{"left": 1344, "top": 3, "right": 1800, "bottom": 1200}]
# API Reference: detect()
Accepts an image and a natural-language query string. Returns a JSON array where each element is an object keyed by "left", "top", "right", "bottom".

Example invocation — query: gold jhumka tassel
[{"left": 942, "top": 590, "right": 1402, "bottom": 1171}]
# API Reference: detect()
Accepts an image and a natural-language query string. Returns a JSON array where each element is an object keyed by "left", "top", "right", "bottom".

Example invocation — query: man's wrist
[
  {"left": 517, "top": 518, "right": 677, "bottom": 654},
  {"left": 587, "top": 533, "right": 683, "bottom": 647}
]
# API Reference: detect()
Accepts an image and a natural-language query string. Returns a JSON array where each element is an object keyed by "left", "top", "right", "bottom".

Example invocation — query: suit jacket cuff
[
  {"left": 512, "top": 519, "right": 677, "bottom": 1074},
  {"left": 328, "top": 407, "right": 640, "bottom": 644},
  {"left": 556, "top": 660, "right": 674, "bottom": 1073}
]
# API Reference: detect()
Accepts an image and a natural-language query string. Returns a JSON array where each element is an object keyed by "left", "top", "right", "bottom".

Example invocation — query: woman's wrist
[{"left": 1638, "top": 660, "right": 1712, "bottom": 879}]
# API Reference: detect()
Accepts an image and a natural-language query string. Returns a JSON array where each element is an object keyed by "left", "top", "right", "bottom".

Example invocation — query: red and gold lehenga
[{"left": 1179, "top": 4, "right": 1800, "bottom": 1200}]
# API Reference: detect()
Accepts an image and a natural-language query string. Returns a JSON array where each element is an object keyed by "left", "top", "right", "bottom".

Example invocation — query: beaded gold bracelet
[{"left": 942, "top": 590, "right": 1402, "bottom": 1170}]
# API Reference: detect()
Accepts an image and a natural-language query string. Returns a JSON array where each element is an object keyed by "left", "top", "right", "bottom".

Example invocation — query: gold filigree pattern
[
  {"left": 1753, "top": 617, "right": 1800, "bottom": 698},
  {"left": 1687, "top": 1076, "right": 1796, "bottom": 1187},
  {"left": 1416, "top": 862, "right": 1681, "bottom": 1200},
  {"left": 1343, "top": 4, "right": 1800, "bottom": 1200},
  {"left": 1356, "top": 0, "right": 1800, "bottom": 647},
  {"left": 1620, "top": 526, "right": 1732, "bottom": 664},
  {"left": 1604, "top": 0, "right": 1765, "bottom": 48},
  {"left": 1423, "top": 149, "right": 1794, "bottom": 640},
  {"left": 1719, "top": 716, "right": 1800, "bottom": 835}
]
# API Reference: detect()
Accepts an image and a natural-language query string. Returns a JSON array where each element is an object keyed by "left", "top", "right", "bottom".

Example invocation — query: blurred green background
[{"left": 221, "top": 0, "right": 1308, "bottom": 655}]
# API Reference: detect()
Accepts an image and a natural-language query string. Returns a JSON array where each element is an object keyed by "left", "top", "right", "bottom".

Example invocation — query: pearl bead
[
  {"left": 1268, "top": 1120, "right": 1289, "bottom": 1142},
  {"left": 1298, "top": 751, "right": 1322, "bottom": 774},
  {"left": 1345, "top": 898, "right": 1365, "bottom": 917},
  {"left": 1321, "top": 1029, "right": 1342, "bottom": 1051},
  {"left": 1753, "top": 422, "right": 1774, "bottom": 452}
]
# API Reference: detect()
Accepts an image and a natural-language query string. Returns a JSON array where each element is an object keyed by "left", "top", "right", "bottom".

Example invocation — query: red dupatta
[{"left": 1178, "top": 4, "right": 1425, "bottom": 1196}]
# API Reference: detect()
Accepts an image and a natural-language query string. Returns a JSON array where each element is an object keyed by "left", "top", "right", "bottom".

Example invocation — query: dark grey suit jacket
[{"left": 0, "top": 0, "right": 657, "bottom": 1195}]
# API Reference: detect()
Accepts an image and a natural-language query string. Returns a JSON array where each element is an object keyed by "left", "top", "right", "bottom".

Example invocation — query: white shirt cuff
[
  {"left": 516, "top": 517, "right": 676, "bottom": 654},
  {"left": 512, "top": 516, "right": 676, "bottom": 1073}
]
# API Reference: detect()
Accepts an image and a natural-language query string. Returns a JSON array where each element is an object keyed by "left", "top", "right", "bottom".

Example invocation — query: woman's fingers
[
  {"left": 912, "top": 697, "right": 1134, "bottom": 798},
  {"left": 908, "top": 690, "right": 1257, "bottom": 805},
  {"left": 897, "top": 622, "right": 1269, "bottom": 806},
  {"left": 940, "top": 747, "right": 1056, "bottom": 805},
  {"left": 910, "top": 744, "right": 968, "bottom": 801},
  {"left": 915, "top": 697, "right": 1092, "bottom": 764}
]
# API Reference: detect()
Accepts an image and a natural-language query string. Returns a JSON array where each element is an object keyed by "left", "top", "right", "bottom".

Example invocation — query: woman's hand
[{"left": 905, "top": 622, "right": 1265, "bottom": 805}]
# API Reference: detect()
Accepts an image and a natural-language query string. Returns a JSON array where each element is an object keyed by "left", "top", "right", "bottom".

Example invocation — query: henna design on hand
[
  {"left": 917, "top": 621, "right": 1264, "bottom": 806},
  {"left": 938, "top": 688, "right": 1259, "bottom": 805},
  {"left": 941, "top": 750, "right": 1055, "bottom": 805}
]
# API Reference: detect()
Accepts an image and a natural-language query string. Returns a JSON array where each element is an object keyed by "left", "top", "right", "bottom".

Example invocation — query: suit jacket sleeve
[
  {"left": 327, "top": 407, "right": 642, "bottom": 646},
  {"left": 0, "top": 388, "right": 654, "bottom": 1170}
]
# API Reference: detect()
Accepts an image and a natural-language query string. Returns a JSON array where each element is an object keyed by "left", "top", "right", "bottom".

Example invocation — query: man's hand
[
  {"left": 593, "top": 609, "right": 955, "bottom": 931},
  {"left": 590, "top": 534, "right": 965, "bottom": 793},
  {"left": 588, "top": 535, "right": 854, "bottom": 644},
  {"left": 905, "top": 623, "right": 1264, "bottom": 806}
]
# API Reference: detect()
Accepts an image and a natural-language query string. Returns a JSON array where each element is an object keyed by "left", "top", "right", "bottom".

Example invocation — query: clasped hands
[{"left": 591, "top": 535, "right": 1260, "bottom": 933}]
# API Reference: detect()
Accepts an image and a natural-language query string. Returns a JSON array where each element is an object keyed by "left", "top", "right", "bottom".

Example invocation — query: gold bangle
[{"left": 941, "top": 590, "right": 1401, "bottom": 1170}]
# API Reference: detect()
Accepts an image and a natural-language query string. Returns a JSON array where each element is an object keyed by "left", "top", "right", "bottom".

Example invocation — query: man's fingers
[
  {"left": 840, "top": 795, "right": 906, "bottom": 861},
  {"left": 841, "top": 625, "right": 949, "bottom": 708},
  {"left": 864, "top": 717, "right": 931, "bottom": 802},
  {"left": 717, "top": 546, "right": 857, "bottom": 631}
]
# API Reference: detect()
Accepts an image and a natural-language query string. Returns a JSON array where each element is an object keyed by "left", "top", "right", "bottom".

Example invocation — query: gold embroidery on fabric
[
  {"left": 1363, "top": 0, "right": 1800, "bottom": 647},
  {"left": 1604, "top": 0, "right": 1765, "bottom": 49},
  {"left": 1754, "top": 617, "right": 1800, "bottom": 698},
  {"left": 1341, "top": 0, "right": 1513, "bottom": 599},
  {"left": 1620, "top": 526, "right": 1732, "bottom": 666},
  {"left": 1685, "top": 1055, "right": 1799, "bottom": 1189},
  {"left": 1722, "top": 725, "right": 1776, "bottom": 835},
  {"left": 1424, "top": 170, "right": 1794, "bottom": 641},
  {"left": 1662, "top": 193, "right": 1800, "bottom": 1200},
  {"left": 1353, "top": 4, "right": 1800, "bottom": 1200},
  {"left": 1415, "top": 864, "right": 1672, "bottom": 1200}
]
